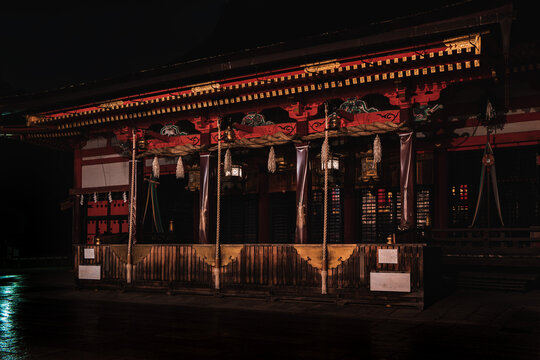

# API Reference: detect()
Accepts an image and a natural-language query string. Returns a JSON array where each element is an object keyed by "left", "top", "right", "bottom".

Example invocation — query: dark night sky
[
  {"left": 2, "top": 0, "right": 523, "bottom": 96},
  {"left": 0, "top": 1, "right": 533, "bottom": 259}
]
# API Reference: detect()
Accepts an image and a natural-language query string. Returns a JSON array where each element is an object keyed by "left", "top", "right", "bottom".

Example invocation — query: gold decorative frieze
[
  {"left": 444, "top": 33, "right": 481, "bottom": 54},
  {"left": 191, "top": 82, "right": 220, "bottom": 93},
  {"left": 99, "top": 100, "right": 124, "bottom": 109},
  {"left": 304, "top": 61, "right": 341, "bottom": 74}
]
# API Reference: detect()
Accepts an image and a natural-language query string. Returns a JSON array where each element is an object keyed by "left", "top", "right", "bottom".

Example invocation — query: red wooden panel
[
  {"left": 110, "top": 200, "right": 128, "bottom": 215},
  {"left": 98, "top": 220, "right": 108, "bottom": 234},
  {"left": 87, "top": 220, "right": 96, "bottom": 234},
  {"left": 120, "top": 220, "right": 128, "bottom": 233},
  {"left": 110, "top": 220, "right": 120, "bottom": 234},
  {"left": 87, "top": 201, "right": 108, "bottom": 216}
]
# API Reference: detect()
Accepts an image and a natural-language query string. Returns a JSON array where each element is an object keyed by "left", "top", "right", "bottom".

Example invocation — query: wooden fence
[{"left": 74, "top": 243, "right": 430, "bottom": 306}]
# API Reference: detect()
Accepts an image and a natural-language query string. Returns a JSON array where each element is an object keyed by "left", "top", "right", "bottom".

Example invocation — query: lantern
[{"left": 224, "top": 164, "right": 243, "bottom": 177}]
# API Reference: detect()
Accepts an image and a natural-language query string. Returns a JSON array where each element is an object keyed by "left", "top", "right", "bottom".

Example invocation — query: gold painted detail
[
  {"left": 192, "top": 244, "right": 215, "bottom": 266},
  {"left": 327, "top": 245, "right": 357, "bottom": 269},
  {"left": 293, "top": 244, "right": 357, "bottom": 269},
  {"left": 294, "top": 245, "right": 323, "bottom": 269},
  {"left": 191, "top": 82, "right": 220, "bottom": 93},
  {"left": 304, "top": 61, "right": 341, "bottom": 74},
  {"left": 221, "top": 245, "right": 243, "bottom": 266},
  {"left": 110, "top": 244, "right": 153, "bottom": 264},
  {"left": 444, "top": 34, "right": 481, "bottom": 54},
  {"left": 26, "top": 115, "right": 44, "bottom": 125},
  {"left": 99, "top": 100, "right": 124, "bottom": 109}
]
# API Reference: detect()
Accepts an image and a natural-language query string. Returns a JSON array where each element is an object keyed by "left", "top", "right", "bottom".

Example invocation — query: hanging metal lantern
[
  {"left": 186, "top": 165, "right": 200, "bottom": 191},
  {"left": 223, "top": 125, "right": 236, "bottom": 143},
  {"left": 224, "top": 164, "right": 243, "bottom": 177},
  {"left": 137, "top": 136, "right": 147, "bottom": 151},
  {"left": 328, "top": 113, "right": 341, "bottom": 131},
  {"left": 320, "top": 154, "right": 340, "bottom": 171}
]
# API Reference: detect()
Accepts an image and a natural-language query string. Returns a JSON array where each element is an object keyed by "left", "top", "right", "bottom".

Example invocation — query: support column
[
  {"left": 433, "top": 148, "right": 448, "bottom": 229},
  {"left": 72, "top": 147, "right": 82, "bottom": 245},
  {"left": 399, "top": 132, "right": 416, "bottom": 237},
  {"left": 258, "top": 162, "right": 270, "bottom": 244},
  {"left": 343, "top": 151, "right": 356, "bottom": 243},
  {"left": 295, "top": 143, "right": 309, "bottom": 244}
]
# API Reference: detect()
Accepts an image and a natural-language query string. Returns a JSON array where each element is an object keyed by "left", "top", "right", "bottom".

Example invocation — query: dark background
[{"left": 0, "top": 1, "right": 534, "bottom": 260}]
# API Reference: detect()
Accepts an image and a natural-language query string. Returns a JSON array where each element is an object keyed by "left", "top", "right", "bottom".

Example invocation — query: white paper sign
[
  {"left": 378, "top": 248, "right": 398, "bottom": 264},
  {"left": 370, "top": 272, "right": 411, "bottom": 292},
  {"left": 84, "top": 248, "right": 95, "bottom": 259},
  {"left": 78, "top": 265, "right": 101, "bottom": 280}
]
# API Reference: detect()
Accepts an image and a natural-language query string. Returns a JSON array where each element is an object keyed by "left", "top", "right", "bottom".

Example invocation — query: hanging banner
[
  {"left": 399, "top": 132, "right": 415, "bottom": 231},
  {"left": 295, "top": 144, "right": 309, "bottom": 244},
  {"left": 470, "top": 141, "right": 504, "bottom": 227},
  {"left": 199, "top": 153, "right": 211, "bottom": 244}
]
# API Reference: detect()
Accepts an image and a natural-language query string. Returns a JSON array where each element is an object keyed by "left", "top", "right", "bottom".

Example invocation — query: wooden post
[
  {"left": 343, "top": 148, "right": 357, "bottom": 243},
  {"left": 433, "top": 148, "right": 448, "bottom": 229},
  {"left": 258, "top": 161, "right": 270, "bottom": 244}
]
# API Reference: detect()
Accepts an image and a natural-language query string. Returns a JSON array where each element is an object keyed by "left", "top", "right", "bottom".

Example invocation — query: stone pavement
[{"left": 10, "top": 266, "right": 540, "bottom": 331}]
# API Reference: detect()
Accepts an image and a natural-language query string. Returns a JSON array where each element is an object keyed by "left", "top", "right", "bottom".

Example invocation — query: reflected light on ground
[{"left": 0, "top": 275, "right": 27, "bottom": 359}]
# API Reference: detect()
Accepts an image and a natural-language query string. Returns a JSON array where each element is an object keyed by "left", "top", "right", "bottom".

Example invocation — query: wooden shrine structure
[{"left": 3, "top": 3, "right": 539, "bottom": 305}]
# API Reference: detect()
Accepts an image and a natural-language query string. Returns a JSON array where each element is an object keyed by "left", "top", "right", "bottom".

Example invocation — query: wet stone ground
[{"left": 1, "top": 268, "right": 539, "bottom": 359}]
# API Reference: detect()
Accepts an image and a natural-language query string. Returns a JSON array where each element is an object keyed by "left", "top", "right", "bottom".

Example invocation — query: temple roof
[{"left": 0, "top": 2, "right": 514, "bottom": 117}]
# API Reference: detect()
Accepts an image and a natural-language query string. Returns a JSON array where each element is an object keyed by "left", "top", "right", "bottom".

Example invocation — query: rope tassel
[
  {"left": 268, "top": 146, "right": 276, "bottom": 173},
  {"left": 321, "top": 137, "right": 329, "bottom": 169},
  {"left": 224, "top": 148, "right": 232, "bottom": 174},
  {"left": 373, "top": 134, "right": 382, "bottom": 164},
  {"left": 176, "top": 156, "right": 184, "bottom": 179},
  {"left": 152, "top": 156, "right": 160, "bottom": 179}
]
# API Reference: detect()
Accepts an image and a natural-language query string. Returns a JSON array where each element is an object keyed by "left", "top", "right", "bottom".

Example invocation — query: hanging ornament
[
  {"left": 176, "top": 156, "right": 184, "bottom": 179},
  {"left": 224, "top": 148, "right": 232, "bottom": 174},
  {"left": 373, "top": 134, "right": 382, "bottom": 164},
  {"left": 122, "top": 191, "right": 127, "bottom": 203},
  {"left": 80, "top": 194, "right": 84, "bottom": 206},
  {"left": 152, "top": 156, "right": 160, "bottom": 178},
  {"left": 108, "top": 192, "right": 113, "bottom": 203},
  {"left": 267, "top": 146, "right": 276, "bottom": 173},
  {"left": 321, "top": 137, "right": 329, "bottom": 170},
  {"left": 485, "top": 100, "right": 495, "bottom": 122},
  {"left": 93, "top": 192, "right": 97, "bottom": 203}
]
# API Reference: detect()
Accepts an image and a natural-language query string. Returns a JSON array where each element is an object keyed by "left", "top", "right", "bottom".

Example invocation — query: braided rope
[
  {"left": 322, "top": 105, "right": 329, "bottom": 294},
  {"left": 214, "top": 120, "right": 222, "bottom": 289},
  {"left": 127, "top": 128, "right": 136, "bottom": 283}
]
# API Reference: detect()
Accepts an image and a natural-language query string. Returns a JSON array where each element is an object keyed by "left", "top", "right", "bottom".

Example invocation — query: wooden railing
[
  {"left": 430, "top": 227, "right": 540, "bottom": 267},
  {"left": 431, "top": 227, "right": 540, "bottom": 248},
  {"left": 74, "top": 243, "right": 430, "bottom": 306}
]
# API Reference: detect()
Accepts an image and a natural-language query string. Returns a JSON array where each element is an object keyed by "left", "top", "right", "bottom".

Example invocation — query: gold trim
[
  {"left": 444, "top": 34, "right": 481, "bottom": 54},
  {"left": 304, "top": 61, "right": 341, "bottom": 74},
  {"left": 99, "top": 100, "right": 124, "bottom": 109},
  {"left": 191, "top": 82, "right": 221, "bottom": 93}
]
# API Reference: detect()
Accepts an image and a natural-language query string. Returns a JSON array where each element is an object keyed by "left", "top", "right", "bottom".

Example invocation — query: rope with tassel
[
  {"left": 321, "top": 103, "right": 329, "bottom": 295},
  {"left": 127, "top": 128, "right": 137, "bottom": 284},
  {"left": 268, "top": 146, "right": 276, "bottom": 173},
  {"left": 176, "top": 156, "right": 184, "bottom": 179},
  {"left": 214, "top": 119, "right": 222, "bottom": 290},
  {"left": 224, "top": 148, "right": 232, "bottom": 175}
]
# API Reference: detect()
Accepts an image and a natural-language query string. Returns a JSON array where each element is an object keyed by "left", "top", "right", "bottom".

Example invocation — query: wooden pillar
[
  {"left": 343, "top": 151, "right": 356, "bottom": 243},
  {"left": 72, "top": 147, "right": 82, "bottom": 245},
  {"left": 295, "top": 143, "right": 309, "bottom": 244},
  {"left": 433, "top": 148, "right": 449, "bottom": 229},
  {"left": 258, "top": 162, "right": 270, "bottom": 244}
]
